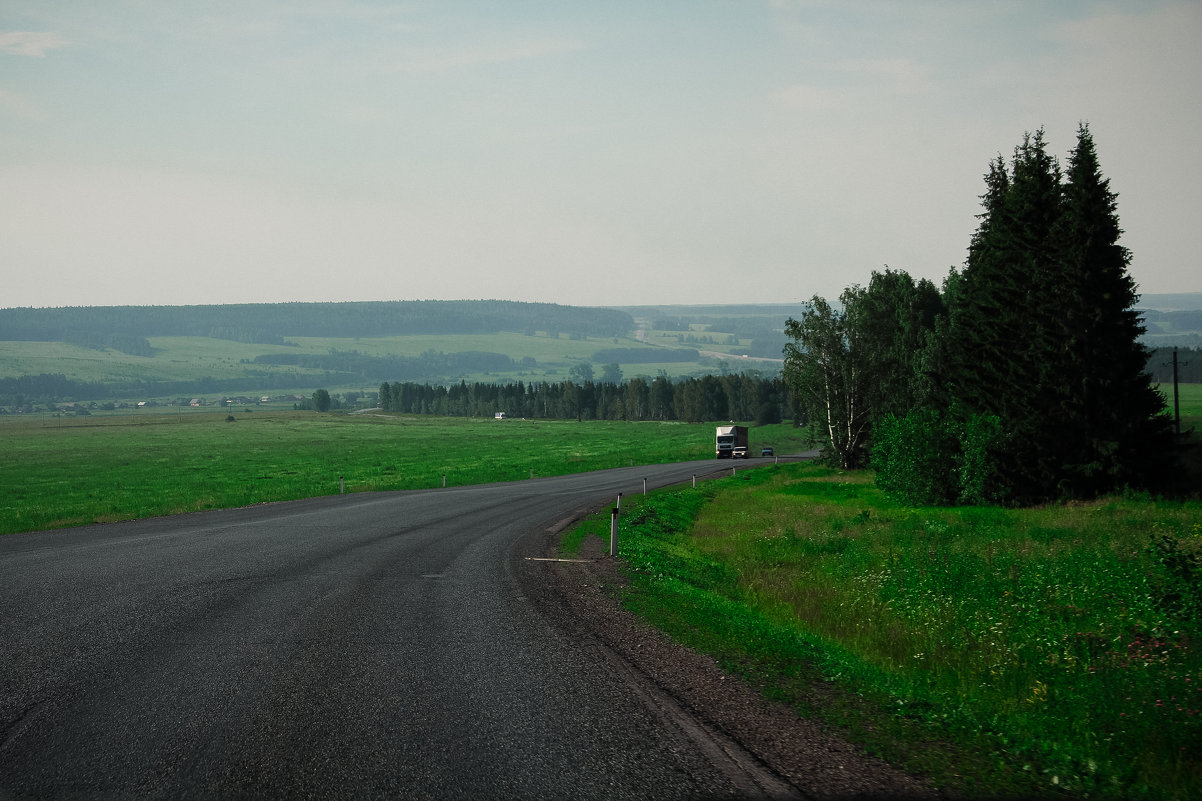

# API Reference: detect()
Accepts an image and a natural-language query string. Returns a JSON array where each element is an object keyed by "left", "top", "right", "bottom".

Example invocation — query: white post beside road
[{"left": 610, "top": 507, "right": 619, "bottom": 556}]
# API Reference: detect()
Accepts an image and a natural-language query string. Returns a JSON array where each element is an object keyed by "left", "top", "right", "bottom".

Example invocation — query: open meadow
[
  {"left": 0, "top": 411, "right": 808, "bottom": 537},
  {"left": 563, "top": 462, "right": 1202, "bottom": 800}
]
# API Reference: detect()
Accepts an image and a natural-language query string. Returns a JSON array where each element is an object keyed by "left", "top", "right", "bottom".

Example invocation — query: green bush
[
  {"left": 872, "top": 408, "right": 959, "bottom": 505},
  {"left": 873, "top": 410, "right": 1005, "bottom": 506},
  {"left": 958, "top": 412, "right": 1003, "bottom": 505}
]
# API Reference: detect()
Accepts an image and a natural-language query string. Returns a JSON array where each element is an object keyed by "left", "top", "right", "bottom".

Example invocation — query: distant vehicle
[
  {"left": 715, "top": 425, "right": 748, "bottom": 459},
  {"left": 761, "top": 447, "right": 774, "bottom": 457}
]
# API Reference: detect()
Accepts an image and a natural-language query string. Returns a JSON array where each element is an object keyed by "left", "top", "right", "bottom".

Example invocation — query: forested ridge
[{"left": 0, "top": 300, "right": 634, "bottom": 348}]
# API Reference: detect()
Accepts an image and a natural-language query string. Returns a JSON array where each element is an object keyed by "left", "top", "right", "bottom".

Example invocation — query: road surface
[{"left": 1, "top": 459, "right": 801, "bottom": 799}]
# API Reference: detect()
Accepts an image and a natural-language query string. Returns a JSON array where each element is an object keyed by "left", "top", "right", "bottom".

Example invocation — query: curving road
[{"left": 1, "top": 459, "right": 793, "bottom": 799}]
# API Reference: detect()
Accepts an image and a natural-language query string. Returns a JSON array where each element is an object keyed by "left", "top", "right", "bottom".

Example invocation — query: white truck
[{"left": 715, "top": 425, "right": 749, "bottom": 459}]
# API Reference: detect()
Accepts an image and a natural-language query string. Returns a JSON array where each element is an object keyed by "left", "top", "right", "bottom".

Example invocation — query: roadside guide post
[{"left": 610, "top": 507, "right": 619, "bottom": 557}]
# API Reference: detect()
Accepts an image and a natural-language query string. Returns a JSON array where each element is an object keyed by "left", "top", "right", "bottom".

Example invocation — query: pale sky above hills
[{"left": 2, "top": 1, "right": 1199, "bottom": 309}]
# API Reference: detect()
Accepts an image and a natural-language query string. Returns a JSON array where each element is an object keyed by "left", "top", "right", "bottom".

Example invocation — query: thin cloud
[
  {"left": 0, "top": 31, "right": 68, "bottom": 57},
  {"left": 389, "top": 35, "right": 586, "bottom": 73}
]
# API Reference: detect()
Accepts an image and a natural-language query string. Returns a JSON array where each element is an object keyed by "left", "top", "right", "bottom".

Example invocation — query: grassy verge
[
  {"left": 566, "top": 462, "right": 1202, "bottom": 799},
  {"left": 0, "top": 412, "right": 812, "bottom": 536}
]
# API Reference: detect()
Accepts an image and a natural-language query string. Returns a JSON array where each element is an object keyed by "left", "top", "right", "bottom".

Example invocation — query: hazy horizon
[{"left": 3, "top": 2, "right": 1199, "bottom": 310}]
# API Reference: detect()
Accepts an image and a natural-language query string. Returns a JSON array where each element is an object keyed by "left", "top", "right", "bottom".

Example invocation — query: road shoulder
[{"left": 512, "top": 518, "right": 942, "bottom": 801}]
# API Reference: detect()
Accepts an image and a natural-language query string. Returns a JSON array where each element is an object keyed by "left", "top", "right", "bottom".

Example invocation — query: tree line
[
  {"left": 376, "top": 373, "right": 791, "bottom": 424},
  {"left": 0, "top": 372, "right": 343, "bottom": 410},
  {"left": 1145, "top": 347, "right": 1202, "bottom": 383},
  {"left": 784, "top": 125, "right": 1184, "bottom": 505}
]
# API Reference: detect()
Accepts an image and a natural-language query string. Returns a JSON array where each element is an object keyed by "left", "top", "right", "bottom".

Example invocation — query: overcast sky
[{"left": 2, "top": 1, "right": 1199, "bottom": 310}]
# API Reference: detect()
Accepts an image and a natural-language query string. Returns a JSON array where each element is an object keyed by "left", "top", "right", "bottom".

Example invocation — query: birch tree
[{"left": 783, "top": 288, "right": 871, "bottom": 469}]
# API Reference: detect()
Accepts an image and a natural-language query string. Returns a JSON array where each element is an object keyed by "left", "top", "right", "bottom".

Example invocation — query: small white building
[{"left": 494, "top": 412, "right": 506, "bottom": 420}]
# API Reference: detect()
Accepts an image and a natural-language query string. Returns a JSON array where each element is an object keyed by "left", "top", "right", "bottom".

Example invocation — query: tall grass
[{"left": 580, "top": 463, "right": 1202, "bottom": 799}]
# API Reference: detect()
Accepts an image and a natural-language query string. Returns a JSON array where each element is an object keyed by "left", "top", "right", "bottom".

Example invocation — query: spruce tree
[
  {"left": 946, "top": 126, "right": 1170, "bottom": 502},
  {"left": 1051, "top": 123, "right": 1171, "bottom": 494},
  {"left": 949, "top": 131, "right": 1064, "bottom": 501}
]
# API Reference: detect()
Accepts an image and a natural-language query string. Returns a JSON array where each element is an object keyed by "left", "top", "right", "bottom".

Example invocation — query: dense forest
[
  {"left": 0, "top": 300, "right": 634, "bottom": 349},
  {"left": 376, "top": 373, "right": 791, "bottom": 424},
  {"left": 784, "top": 125, "right": 1191, "bottom": 504}
]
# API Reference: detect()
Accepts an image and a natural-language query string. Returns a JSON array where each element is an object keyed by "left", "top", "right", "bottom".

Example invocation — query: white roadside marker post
[{"left": 610, "top": 507, "right": 619, "bottom": 557}]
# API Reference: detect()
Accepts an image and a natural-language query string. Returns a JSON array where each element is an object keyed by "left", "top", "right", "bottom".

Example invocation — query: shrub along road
[{"left": 0, "top": 458, "right": 921, "bottom": 799}]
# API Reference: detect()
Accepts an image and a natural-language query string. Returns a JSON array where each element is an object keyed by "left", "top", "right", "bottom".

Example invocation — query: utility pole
[{"left": 1173, "top": 347, "right": 1181, "bottom": 435}]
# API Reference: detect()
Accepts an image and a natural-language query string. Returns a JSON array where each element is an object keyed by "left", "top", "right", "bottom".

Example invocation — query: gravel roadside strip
[{"left": 513, "top": 516, "right": 944, "bottom": 801}]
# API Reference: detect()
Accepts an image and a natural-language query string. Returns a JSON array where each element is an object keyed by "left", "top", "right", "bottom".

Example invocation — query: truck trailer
[{"left": 715, "top": 425, "right": 748, "bottom": 459}]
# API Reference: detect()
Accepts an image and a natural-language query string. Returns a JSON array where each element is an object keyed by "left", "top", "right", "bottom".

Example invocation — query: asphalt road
[{"left": 1, "top": 459, "right": 788, "bottom": 799}]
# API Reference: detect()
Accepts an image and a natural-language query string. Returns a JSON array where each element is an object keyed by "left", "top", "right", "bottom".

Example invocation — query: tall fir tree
[
  {"left": 1050, "top": 123, "right": 1171, "bottom": 494},
  {"left": 946, "top": 127, "right": 1170, "bottom": 502},
  {"left": 949, "top": 131, "right": 1064, "bottom": 501}
]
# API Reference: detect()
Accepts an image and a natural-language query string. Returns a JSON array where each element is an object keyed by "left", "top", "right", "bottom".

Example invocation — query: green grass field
[
  {"left": 0, "top": 412, "right": 811, "bottom": 536},
  {"left": 564, "top": 464, "right": 1202, "bottom": 800}
]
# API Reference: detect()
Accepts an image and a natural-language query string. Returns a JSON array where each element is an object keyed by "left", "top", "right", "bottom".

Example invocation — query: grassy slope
[{"left": 567, "top": 464, "right": 1202, "bottom": 800}]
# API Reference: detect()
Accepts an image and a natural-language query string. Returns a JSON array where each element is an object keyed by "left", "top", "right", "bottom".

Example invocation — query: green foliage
[
  {"left": 872, "top": 409, "right": 1005, "bottom": 506},
  {"left": 372, "top": 373, "right": 792, "bottom": 424},
  {"left": 958, "top": 412, "right": 1005, "bottom": 506},
  {"left": 588, "top": 462, "right": 1202, "bottom": 799},
  {"left": 783, "top": 291, "right": 872, "bottom": 469},
  {"left": 784, "top": 271, "right": 945, "bottom": 472},
  {"left": 311, "top": 388, "right": 331, "bottom": 412},
  {"left": 872, "top": 408, "right": 960, "bottom": 505},
  {"left": 946, "top": 126, "right": 1172, "bottom": 502}
]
